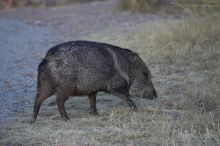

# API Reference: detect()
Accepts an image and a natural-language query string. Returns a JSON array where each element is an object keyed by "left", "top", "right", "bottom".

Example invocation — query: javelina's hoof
[
  {"left": 131, "top": 106, "right": 138, "bottom": 112},
  {"left": 61, "top": 116, "right": 70, "bottom": 121},
  {"left": 30, "top": 118, "right": 36, "bottom": 124},
  {"left": 30, "top": 120, "right": 35, "bottom": 124},
  {"left": 90, "top": 111, "right": 99, "bottom": 116}
]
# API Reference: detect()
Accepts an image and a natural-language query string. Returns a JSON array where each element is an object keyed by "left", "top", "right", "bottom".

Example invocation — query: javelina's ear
[
  {"left": 129, "top": 52, "right": 139, "bottom": 62},
  {"left": 129, "top": 51, "right": 146, "bottom": 66}
]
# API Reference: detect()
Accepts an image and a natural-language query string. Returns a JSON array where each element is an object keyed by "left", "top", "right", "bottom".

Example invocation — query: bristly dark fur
[{"left": 32, "top": 40, "right": 157, "bottom": 123}]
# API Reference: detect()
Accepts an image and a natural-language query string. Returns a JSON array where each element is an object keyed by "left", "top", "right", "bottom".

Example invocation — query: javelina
[{"left": 32, "top": 40, "right": 157, "bottom": 122}]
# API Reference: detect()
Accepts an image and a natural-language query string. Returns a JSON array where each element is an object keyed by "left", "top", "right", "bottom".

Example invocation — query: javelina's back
[{"left": 43, "top": 41, "right": 131, "bottom": 95}]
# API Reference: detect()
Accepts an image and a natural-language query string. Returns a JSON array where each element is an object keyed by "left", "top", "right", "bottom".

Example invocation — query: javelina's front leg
[
  {"left": 88, "top": 93, "right": 98, "bottom": 115},
  {"left": 111, "top": 90, "right": 138, "bottom": 111},
  {"left": 56, "top": 95, "right": 70, "bottom": 120},
  {"left": 125, "top": 97, "right": 137, "bottom": 111}
]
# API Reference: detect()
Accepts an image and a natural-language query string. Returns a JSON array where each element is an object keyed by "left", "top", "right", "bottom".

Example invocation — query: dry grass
[
  {"left": 118, "top": 0, "right": 184, "bottom": 14},
  {"left": 83, "top": 13, "right": 220, "bottom": 145},
  {"left": 118, "top": 0, "right": 163, "bottom": 13},
  {"left": 179, "top": 0, "right": 220, "bottom": 14},
  {"left": 1, "top": 10, "right": 220, "bottom": 146}
]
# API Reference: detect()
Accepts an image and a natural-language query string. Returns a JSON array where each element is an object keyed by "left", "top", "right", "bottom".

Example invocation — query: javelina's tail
[{"left": 31, "top": 59, "right": 54, "bottom": 123}]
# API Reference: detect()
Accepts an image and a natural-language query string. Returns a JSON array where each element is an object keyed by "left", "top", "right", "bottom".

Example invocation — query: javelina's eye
[{"left": 143, "top": 72, "right": 148, "bottom": 80}]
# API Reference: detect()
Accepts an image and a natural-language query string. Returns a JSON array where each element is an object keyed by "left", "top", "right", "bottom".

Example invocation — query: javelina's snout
[
  {"left": 152, "top": 89, "right": 158, "bottom": 99},
  {"left": 142, "top": 89, "right": 158, "bottom": 100}
]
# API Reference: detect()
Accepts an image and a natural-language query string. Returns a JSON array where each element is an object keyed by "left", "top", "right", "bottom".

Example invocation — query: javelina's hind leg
[
  {"left": 31, "top": 92, "right": 52, "bottom": 123},
  {"left": 56, "top": 95, "right": 70, "bottom": 120},
  {"left": 88, "top": 93, "right": 98, "bottom": 115}
]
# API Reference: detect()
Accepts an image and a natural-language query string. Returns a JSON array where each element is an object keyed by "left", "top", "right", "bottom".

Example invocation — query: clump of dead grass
[
  {"left": 118, "top": 0, "right": 183, "bottom": 14},
  {"left": 179, "top": 0, "right": 220, "bottom": 14},
  {"left": 118, "top": 0, "right": 220, "bottom": 14},
  {"left": 118, "top": 0, "right": 163, "bottom": 13}
]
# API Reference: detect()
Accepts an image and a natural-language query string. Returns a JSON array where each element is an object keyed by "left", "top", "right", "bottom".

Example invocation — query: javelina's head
[{"left": 128, "top": 52, "right": 157, "bottom": 100}]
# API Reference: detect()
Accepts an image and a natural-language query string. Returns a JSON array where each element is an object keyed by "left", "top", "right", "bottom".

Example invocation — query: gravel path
[
  {"left": 0, "top": 0, "right": 169, "bottom": 41},
  {"left": 0, "top": 18, "right": 52, "bottom": 122}
]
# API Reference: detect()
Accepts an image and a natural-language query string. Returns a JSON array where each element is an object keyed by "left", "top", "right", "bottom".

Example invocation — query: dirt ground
[{"left": 0, "top": 0, "right": 219, "bottom": 146}]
